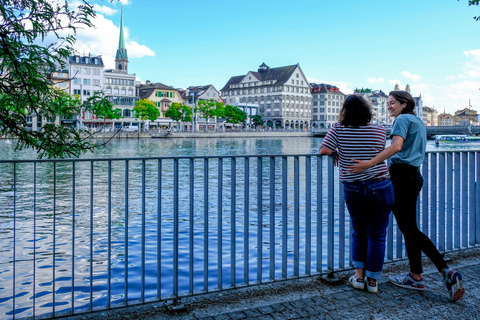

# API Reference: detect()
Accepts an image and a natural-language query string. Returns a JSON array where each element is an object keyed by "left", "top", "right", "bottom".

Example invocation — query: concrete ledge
[{"left": 90, "top": 131, "right": 315, "bottom": 139}]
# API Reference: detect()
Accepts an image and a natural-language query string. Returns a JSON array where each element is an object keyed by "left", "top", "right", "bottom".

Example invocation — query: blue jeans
[{"left": 343, "top": 178, "right": 394, "bottom": 280}]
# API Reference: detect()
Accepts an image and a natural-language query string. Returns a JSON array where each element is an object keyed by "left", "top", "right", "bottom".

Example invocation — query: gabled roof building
[
  {"left": 137, "top": 80, "right": 185, "bottom": 129},
  {"left": 310, "top": 83, "right": 345, "bottom": 129},
  {"left": 221, "top": 63, "right": 312, "bottom": 129}
]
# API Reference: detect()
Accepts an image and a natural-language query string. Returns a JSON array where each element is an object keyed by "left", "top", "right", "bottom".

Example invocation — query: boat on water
[{"left": 434, "top": 134, "right": 480, "bottom": 145}]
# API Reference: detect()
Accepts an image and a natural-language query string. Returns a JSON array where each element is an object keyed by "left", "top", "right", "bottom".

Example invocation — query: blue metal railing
[{"left": 0, "top": 151, "right": 478, "bottom": 319}]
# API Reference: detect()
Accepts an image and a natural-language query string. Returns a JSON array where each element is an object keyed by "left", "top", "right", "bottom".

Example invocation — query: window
[
  {"left": 313, "top": 108, "right": 318, "bottom": 113},
  {"left": 320, "top": 101, "right": 325, "bottom": 106},
  {"left": 93, "top": 79, "right": 100, "bottom": 86},
  {"left": 83, "top": 79, "right": 91, "bottom": 85},
  {"left": 57, "top": 82, "right": 67, "bottom": 88},
  {"left": 83, "top": 68, "right": 91, "bottom": 75},
  {"left": 73, "top": 89, "right": 81, "bottom": 95},
  {"left": 73, "top": 78, "right": 81, "bottom": 85},
  {"left": 93, "top": 69, "right": 100, "bottom": 76},
  {"left": 291, "top": 80, "right": 294, "bottom": 84},
  {"left": 121, "top": 89, "right": 126, "bottom": 95},
  {"left": 106, "top": 88, "right": 112, "bottom": 94}
]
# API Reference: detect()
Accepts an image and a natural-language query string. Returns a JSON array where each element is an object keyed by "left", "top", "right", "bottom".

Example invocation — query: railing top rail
[
  {"left": 0, "top": 153, "right": 326, "bottom": 164},
  {"left": 0, "top": 149, "right": 478, "bottom": 164}
]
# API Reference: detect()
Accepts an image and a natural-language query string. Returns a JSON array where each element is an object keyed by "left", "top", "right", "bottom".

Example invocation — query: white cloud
[
  {"left": 71, "top": 13, "right": 154, "bottom": 69},
  {"left": 367, "top": 77, "right": 385, "bottom": 84},
  {"left": 464, "top": 49, "right": 480, "bottom": 60},
  {"left": 94, "top": 4, "right": 117, "bottom": 16},
  {"left": 463, "top": 50, "right": 480, "bottom": 79},
  {"left": 402, "top": 71, "right": 421, "bottom": 81},
  {"left": 119, "top": 0, "right": 131, "bottom": 5}
]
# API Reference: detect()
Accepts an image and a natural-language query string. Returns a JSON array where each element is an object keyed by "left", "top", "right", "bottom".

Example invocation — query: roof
[
  {"left": 220, "top": 64, "right": 299, "bottom": 91},
  {"left": 68, "top": 55, "right": 104, "bottom": 67},
  {"left": 310, "top": 83, "right": 345, "bottom": 95},
  {"left": 138, "top": 82, "right": 178, "bottom": 100}
]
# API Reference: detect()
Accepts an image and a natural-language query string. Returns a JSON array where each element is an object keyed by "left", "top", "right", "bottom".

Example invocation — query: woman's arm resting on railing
[{"left": 319, "top": 146, "right": 339, "bottom": 166}]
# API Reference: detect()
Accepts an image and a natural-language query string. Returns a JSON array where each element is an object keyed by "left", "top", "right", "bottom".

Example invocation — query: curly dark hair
[
  {"left": 389, "top": 90, "right": 416, "bottom": 115},
  {"left": 339, "top": 94, "right": 373, "bottom": 127}
]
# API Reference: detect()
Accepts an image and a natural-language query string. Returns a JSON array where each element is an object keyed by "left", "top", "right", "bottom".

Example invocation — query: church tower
[
  {"left": 394, "top": 83, "right": 400, "bottom": 91},
  {"left": 115, "top": 6, "right": 128, "bottom": 73},
  {"left": 405, "top": 84, "right": 411, "bottom": 93}
]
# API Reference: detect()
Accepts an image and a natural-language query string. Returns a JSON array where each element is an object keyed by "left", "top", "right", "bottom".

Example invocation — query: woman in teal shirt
[{"left": 349, "top": 90, "right": 464, "bottom": 302}]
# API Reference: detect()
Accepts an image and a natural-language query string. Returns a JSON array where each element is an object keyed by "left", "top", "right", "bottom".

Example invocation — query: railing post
[{"left": 327, "top": 155, "right": 335, "bottom": 273}]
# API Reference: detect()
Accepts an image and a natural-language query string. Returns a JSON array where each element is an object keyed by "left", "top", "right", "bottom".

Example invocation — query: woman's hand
[{"left": 348, "top": 159, "right": 371, "bottom": 173}]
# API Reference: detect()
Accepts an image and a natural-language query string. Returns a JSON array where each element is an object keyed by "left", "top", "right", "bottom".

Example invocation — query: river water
[{"left": 0, "top": 136, "right": 478, "bottom": 318}]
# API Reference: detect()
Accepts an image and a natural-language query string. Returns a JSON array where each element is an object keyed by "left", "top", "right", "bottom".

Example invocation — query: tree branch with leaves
[{"left": 0, "top": 0, "right": 115, "bottom": 158}]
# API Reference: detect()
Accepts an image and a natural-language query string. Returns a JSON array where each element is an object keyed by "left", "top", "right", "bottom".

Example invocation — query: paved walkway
[{"left": 65, "top": 248, "right": 480, "bottom": 320}]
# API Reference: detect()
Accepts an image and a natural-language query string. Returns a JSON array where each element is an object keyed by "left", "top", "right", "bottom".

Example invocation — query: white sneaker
[
  {"left": 366, "top": 277, "right": 378, "bottom": 293},
  {"left": 348, "top": 275, "right": 365, "bottom": 290}
]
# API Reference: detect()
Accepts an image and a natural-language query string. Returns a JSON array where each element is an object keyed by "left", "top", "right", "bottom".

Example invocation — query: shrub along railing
[{"left": 0, "top": 150, "right": 478, "bottom": 319}]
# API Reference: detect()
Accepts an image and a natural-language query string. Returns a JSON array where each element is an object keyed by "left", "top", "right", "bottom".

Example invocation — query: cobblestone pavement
[{"left": 65, "top": 248, "right": 480, "bottom": 320}]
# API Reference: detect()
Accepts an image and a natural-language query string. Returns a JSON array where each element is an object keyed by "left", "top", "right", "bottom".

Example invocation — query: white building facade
[
  {"left": 221, "top": 63, "right": 312, "bottom": 130},
  {"left": 310, "top": 83, "right": 345, "bottom": 129}
]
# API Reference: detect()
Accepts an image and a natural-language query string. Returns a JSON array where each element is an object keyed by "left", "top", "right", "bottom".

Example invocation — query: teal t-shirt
[{"left": 390, "top": 114, "right": 426, "bottom": 167}]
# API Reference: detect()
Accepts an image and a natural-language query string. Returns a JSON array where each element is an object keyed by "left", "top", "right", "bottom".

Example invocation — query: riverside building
[
  {"left": 137, "top": 81, "right": 185, "bottom": 130},
  {"left": 221, "top": 63, "right": 312, "bottom": 130},
  {"left": 310, "top": 83, "right": 345, "bottom": 129},
  {"left": 179, "top": 85, "right": 223, "bottom": 131}
]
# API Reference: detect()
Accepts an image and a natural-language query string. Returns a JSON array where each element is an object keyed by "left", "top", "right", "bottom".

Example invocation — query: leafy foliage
[
  {"left": 461, "top": 0, "right": 480, "bottom": 20},
  {"left": 223, "top": 104, "right": 247, "bottom": 124},
  {"left": 165, "top": 102, "right": 192, "bottom": 122},
  {"left": 197, "top": 99, "right": 224, "bottom": 121},
  {"left": 251, "top": 114, "right": 264, "bottom": 128},
  {"left": 86, "top": 93, "right": 123, "bottom": 131},
  {"left": 133, "top": 99, "right": 160, "bottom": 131},
  {"left": 0, "top": 0, "right": 114, "bottom": 158}
]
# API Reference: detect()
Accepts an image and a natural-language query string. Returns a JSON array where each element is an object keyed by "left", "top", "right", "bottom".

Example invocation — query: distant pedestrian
[
  {"left": 320, "top": 94, "right": 394, "bottom": 294},
  {"left": 348, "top": 90, "right": 465, "bottom": 302}
]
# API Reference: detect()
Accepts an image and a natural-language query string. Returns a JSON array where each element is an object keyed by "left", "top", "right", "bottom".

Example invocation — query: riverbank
[{"left": 88, "top": 131, "right": 317, "bottom": 139}]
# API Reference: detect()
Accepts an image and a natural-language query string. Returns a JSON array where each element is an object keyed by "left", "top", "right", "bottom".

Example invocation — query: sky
[{"left": 66, "top": 0, "right": 480, "bottom": 115}]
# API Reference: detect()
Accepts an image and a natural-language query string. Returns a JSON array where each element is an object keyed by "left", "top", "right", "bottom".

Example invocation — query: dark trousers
[{"left": 389, "top": 163, "right": 448, "bottom": 274}]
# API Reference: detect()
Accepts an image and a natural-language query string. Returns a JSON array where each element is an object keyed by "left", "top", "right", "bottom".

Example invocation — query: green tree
[
  {"left": 0, "top": 0, "right": 114, "bottom": 158},
  {"left": 86, "top": 93, "right": 123, "bottom": 132},
  {"left": 197, "top": 99, "right": 224, "bottom": 131},
  {"left": 251, "top": 114, "right": 264, "bottom": 128},
  {"left": 223, "top": 105, "right": 247, "bottom": 125},
  {"left": 133, "top": 99, "right": 160, "bottom": 132},
  {"left": 165, "top": 102, "right": 192, "bottom": 130},
  {"left": 459, "top": 0, "right": 480, "bottom": 20}
]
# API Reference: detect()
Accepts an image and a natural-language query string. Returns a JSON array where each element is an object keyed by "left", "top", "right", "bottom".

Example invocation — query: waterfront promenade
[{"left": 63, "top": 247, "right": 479, "bottom": 320}]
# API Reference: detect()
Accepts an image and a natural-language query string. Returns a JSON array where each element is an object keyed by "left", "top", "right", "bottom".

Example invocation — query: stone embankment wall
[{"left": 88, "top": 131, "right": 315, "bottom": 139}]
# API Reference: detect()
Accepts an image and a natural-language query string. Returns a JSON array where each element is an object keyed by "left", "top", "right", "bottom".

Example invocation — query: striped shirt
[{"left": 321, "top": 123, "right": 390, "bottom": 182}]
